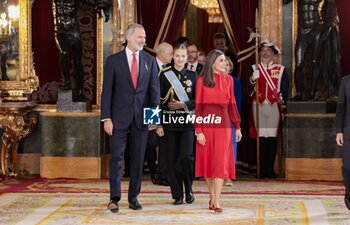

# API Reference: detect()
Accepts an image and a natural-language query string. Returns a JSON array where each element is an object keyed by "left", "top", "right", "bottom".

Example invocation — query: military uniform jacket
[
  {"left": 159, "top": 67, "right": 197, "bottom": 130},
  {"left": 252, "top": 63, "right": 289, "bottom": 104}
]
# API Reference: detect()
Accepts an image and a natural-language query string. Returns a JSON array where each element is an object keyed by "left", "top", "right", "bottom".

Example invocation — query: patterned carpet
[{"left": 0, "top": 178, "right": 349, "bottom": 224}]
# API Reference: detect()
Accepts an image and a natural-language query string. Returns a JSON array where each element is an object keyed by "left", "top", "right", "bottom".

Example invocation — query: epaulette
[
  {"left": 158, "top": 66, "right": 172, "bottom": 76},
  {"left": 162, "top": 66, "right": 172, "bottom": 72}
]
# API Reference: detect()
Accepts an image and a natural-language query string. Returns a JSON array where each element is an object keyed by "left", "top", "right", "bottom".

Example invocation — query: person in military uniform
[
  {"left": 156, "top": 44, "right": 197, "bottom": 205},
  {"left": 249, "top": 40, "right": 289, "bottom": 178}
]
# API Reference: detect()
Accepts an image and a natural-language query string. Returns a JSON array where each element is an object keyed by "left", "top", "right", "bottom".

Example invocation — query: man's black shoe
[
  {"left": 158, "top": 178, "right": 170, "bottom": 186},
  {"left": 345, "top": 197, "right": 350, "bottom": 210},
  {"left": 151, "top": 174, "right": 160, "bottom": 185},
  {"left": 173, "top": 197, "right": 183, "bottom": 205},
  {"left": 185, "top": 192, "right": 195, "bottom": 204},
  {"left": 151, "top": 174, "right": 169, "bottom": 186},
  {"left": 129, "top": 201, "right": 142, "bottom": 210},
  {"left": 107, "top": 200, "right": 119, "bottom": 213}
]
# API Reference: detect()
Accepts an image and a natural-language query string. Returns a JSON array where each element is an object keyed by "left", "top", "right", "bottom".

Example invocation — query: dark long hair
[{"left": 200, "top": 49, "right": 225, "bottom": 87}]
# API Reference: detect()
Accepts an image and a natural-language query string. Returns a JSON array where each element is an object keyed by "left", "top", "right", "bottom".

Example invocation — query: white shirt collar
[
  {"left": 156, "top": 57, "right": 164, "bottom": 69},
  {"left": 125, "top": 46, "right": 139, "bottom": 56},
  {"left": 188, "top": 61, "right": 199, "bottom": 70}
]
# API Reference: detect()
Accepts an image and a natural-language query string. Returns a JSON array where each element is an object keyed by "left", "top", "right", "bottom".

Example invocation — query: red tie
[{"left": 131, "top": 53, "right": 138, "bottom": 89}]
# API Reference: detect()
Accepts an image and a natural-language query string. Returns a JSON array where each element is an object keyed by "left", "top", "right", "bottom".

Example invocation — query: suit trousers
[
  {"left": 164, "top": 129, "right": 194, "bottom": 199},
  {"left": 343, "top": 139, "right": 350, "bottom": 170},
  {"left": 343, "top": 140, "right": 350, "bottom": 199},
  {"left": 109, "top": 119, "right": 148, "bottom": 204}
]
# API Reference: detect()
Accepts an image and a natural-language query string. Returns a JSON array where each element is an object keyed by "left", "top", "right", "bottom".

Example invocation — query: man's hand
[
  {"left": 168, "top": 100, "right": 185, "bottom": 110},
  {"left": 252, "top": 70, "right": 259, "bottom": 80},
  {"left": 197, "top": 133, "right": 206, "bottom": 146},
  {"left": 336, "top": 133, "right": 344, "bottom": 147},
  {"left": 104, "top": 120, "right": 113, "bottom": 136}
]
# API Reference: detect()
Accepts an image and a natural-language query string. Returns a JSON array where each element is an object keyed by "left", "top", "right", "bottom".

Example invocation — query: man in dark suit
[
  {"left": 186, "top": 43, "right": 203, "bottom": 75},
  {"left": 145, "top": 42, "right": 174, "bottom": 186},
  {"left": 101, "top": 23, "right": 160, "bottom": 213},
  {"left": 336, "top": 75, "right": 350, "bottom": 210},
  {"left": 213, "top": 32, "right": 239, "bottom": 76}
]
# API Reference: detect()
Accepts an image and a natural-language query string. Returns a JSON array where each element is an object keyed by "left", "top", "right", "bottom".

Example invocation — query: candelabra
[{"left": 0, "top": 5, "right": 19, "bottom": 42}]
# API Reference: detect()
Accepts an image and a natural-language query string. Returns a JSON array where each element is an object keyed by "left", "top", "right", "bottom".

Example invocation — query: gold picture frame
[{"left": 0, "top": 0, "right": 39, "bottom": 101}]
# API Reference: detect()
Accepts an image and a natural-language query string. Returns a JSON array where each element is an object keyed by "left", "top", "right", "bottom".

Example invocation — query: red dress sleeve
[
  {"left": 227, "top": 76, "right": 241, "bottom": 130},
  {"left": 195, "top": 77, "right": 204, "bottom": 134}
]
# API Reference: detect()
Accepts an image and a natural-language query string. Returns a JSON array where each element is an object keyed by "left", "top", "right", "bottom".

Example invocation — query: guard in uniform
[{"left": 249, "top": 40, "right": 289, "bottom": 178}]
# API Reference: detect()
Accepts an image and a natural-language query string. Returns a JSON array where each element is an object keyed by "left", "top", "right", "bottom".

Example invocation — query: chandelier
[{"left": 190, "top": 0, "right": 223, "bottom": 23}]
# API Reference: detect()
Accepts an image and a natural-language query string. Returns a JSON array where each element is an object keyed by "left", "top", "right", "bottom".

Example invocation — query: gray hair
[
  {"left": 125, "top": 23, "right": 145, "bottom": 38},
  {"left": 155, "top": 42, "right": 172, "bottom": 55}
]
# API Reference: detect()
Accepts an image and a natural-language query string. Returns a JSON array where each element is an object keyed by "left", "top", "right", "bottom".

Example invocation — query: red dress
[{"left": 195, "top": 73, "right": 241, "bottom": 179}]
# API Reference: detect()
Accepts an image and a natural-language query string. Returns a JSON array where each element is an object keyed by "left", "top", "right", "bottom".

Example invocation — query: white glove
[{"left": 252, "top": 70, "right": 259, "bottom": 80}]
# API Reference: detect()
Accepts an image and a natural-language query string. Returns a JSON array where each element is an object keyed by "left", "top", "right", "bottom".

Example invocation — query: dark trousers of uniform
[
  {"left": 109, "top": 119, "right": 148, "bottom": 204},
  {"left": 164, "top": 129, "right": 194, "bottom": 199},
  {"left": 145, "top": 130, "right": 158, "bottom": 175},
  {"left": 343, "top": 139, "right": 350, "bottom": 201},
  {"left": 259, "top": 137, "right": 277, "bottom": 178}
]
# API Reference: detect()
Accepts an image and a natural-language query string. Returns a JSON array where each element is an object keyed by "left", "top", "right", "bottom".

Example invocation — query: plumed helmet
[{"left": 259, "top": 39, "right": 281, "bottom": 54}]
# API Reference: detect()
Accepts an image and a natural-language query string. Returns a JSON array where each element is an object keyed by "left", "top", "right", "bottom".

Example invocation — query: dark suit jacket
[
  {"left": 185, "top": 62, "right": 203, "bottom": 75},
  {"left": 101, "top": 49, "right": 160, "bottom": 130},
  {"left": 336, "top": 75, "right": 350, "bottom": 139},
  {"left": 195, "top": 63, "right": 203, "bottom": 75}
]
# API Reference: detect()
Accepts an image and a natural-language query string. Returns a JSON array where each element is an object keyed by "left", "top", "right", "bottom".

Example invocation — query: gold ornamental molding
[
  {"left": 0, "top": 0, "right": 39, "bottom": 101},
  {"left": 0, "top": 102, "right": 38, "bottom": 176}
]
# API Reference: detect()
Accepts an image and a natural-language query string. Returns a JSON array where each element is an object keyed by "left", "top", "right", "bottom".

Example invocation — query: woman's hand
[
  {"left": 236, "top": 129, "right": 242, "bottom": 142},
  {"left": 197, "top": 133, "right": 206, "bottom": 146},
  {"left": 168, "top": 100, "right": 185, "bottom": 110},
  {"left": 156, "top": 127, "right": 164, "bottom": 137}
]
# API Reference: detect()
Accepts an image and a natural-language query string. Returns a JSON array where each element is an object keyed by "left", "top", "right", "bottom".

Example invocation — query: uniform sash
[
  {"left": 163, "top": 70, "right": 190, "bottom": 113},
  {"left": 258, "top": 63, "right": 280, "bottom": 101}
]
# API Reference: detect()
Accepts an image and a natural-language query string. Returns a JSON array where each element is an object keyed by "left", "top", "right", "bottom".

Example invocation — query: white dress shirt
[
  {"left": 187, "top": 61, "right": 199, "bottom": 71},
  {"left": 156, "top": 57, "right": 165, "bottom": 70}
]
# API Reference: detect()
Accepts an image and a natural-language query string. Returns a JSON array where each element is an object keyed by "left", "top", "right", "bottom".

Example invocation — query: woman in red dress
[{"left": 195, "top": 49, "right": 242, "bottom": 213}]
